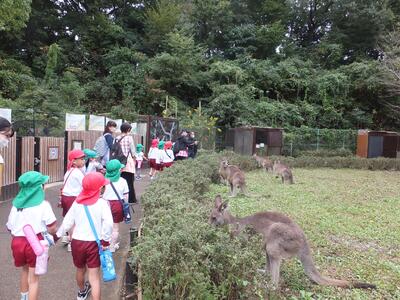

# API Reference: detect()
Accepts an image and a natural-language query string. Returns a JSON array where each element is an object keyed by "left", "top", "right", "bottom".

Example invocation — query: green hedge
[
  {"left": 133, "top": 152, "right": 263, "bottom": 299},
  {"left": 270, "top": 155, "right": 400, "bottom": 171}
]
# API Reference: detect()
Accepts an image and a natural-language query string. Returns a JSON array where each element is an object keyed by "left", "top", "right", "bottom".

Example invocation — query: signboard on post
[
  {"left": 89, "top": 115, "right": 106, "bottom": 131},
  {"left": 0, "top": 108, "right": 12, "bottom": 122},
  {"left": 65, "top": 113, "right": 86, "bottom": 131}
]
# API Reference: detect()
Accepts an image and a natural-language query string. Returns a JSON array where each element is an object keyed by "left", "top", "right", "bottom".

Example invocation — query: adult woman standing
[
  {"left": 114, "top": 122, "right": 137, "bottom": 203},
  {"left": 100, "top": 120, "right": 117, "bottom": 166},
  {"left": 0, "top": 117, "right": 14, "bottom": 195}
]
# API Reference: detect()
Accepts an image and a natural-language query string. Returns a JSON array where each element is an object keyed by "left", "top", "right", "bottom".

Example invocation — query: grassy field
[{"left": 207, "top": 168, "right": 400, "bottom": 299}]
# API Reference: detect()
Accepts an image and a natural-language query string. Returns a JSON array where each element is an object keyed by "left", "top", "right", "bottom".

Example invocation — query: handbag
[
  {"left": 110, "top": 182, "right": 132, "bottom": 224},
  {"left": 83, "top": 205, "right": 116, "bottom": 282}
]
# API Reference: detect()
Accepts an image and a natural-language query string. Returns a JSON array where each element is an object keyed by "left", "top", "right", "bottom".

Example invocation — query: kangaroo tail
[{"left": 298, "top": 243, "right": 376, "bottom": 289}]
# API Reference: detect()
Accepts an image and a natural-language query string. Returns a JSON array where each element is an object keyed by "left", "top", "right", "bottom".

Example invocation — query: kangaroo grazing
[
  {"left": 219, "top": 159, "right": 247, "bottom": 197},
  {"left": 209, "top": 195, "right": 376, "bottom": 289},
  {"left": 273, "top": 160, "right": 294, "bottom": 184},
  {"left": 253, "top": 154, "right": 273, "bottom": 172}
]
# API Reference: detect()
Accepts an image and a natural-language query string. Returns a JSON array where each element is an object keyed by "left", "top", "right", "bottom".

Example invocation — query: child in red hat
[
  {"left": 162, "top": 141, "right": 174, "bottom": 168},
  {"left": 148, "top": 139, "right": 158, "bottom": 179},
  {"left": 57, "top": 172, "right": 113, "bottom": 300},
  {"left": 60, "top": 149, "right": 86, "bottom": 251}
]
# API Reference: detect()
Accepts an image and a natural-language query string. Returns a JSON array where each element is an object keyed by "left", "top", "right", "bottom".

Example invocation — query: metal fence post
[
  {"left": 316, "top": 128, "right": 320, "bottom": 151},
  {"left": 290, "top": 142, "right": 293, "bottom": 157}
]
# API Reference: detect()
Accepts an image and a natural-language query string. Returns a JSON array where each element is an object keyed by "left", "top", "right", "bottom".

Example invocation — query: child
[
  {"left": 163, "top": 141, "right": 175, "bottom": 168},
  {"left": 84, "top": 149, "right": 104, "bottom": 174},
  {"left": 6, "top": 171, "right": 57, "bottom": 300},
  {"left": 56, "top": 172, "right": 113, "bottom": 300},
  {"left": 134, "top": 144, "right": 147, "bottom": 180},
  {"left": 155, "top": 141, "right": 165, "bottom": 172},
  {"left": 103, "top": 159, "right": 129, "bottom": 252},
  {"left": 148, "top": 139, "right": 158, "bottom": 179},
  {"left": 60, "top": 149, "right": 86, "bottom": 251}
]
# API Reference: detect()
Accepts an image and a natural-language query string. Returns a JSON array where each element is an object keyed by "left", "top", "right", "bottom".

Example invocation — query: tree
[{"left": 0, "top": 0, "right": 31, "bottom": 32}]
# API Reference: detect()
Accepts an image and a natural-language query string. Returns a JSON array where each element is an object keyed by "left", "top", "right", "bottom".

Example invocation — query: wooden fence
[{"left": 38, "top": 137, "right": 65, "bottom": 183}]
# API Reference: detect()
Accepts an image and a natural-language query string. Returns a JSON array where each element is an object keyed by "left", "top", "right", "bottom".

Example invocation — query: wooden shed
[
  {"left": 356, "top": 130, "right": 400, "bottom": 158},
  {"left": 225, "top": 127, "right": 283, "bottom": 156}
]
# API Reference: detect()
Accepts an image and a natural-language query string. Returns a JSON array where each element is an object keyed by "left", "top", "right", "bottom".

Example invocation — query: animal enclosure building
[
  {"left": 225, "top": 126, "right": 283, "bottom": 156},
  {"left": 356, "top": 130, "right": 400, "bottom": 158}
]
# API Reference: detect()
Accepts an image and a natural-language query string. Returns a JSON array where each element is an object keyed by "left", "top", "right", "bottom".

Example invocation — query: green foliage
[
  {"left": 0, "top": 0, "right": 400, "bottom": 130},
  {"left": 0, "top": 0, "right": 31, "bottom": 32}
]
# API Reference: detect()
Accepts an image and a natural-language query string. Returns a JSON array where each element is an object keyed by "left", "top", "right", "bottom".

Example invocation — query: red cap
[
  {"left": 67, "top": 149, "right": 85, "bottom": 170},
  {"left": 151, "top": 139, "right": 159, "bottom": 148},
  {"left": 75, "top": 173, "right": 109, "bottom": 205},
  {"left": 165, "top": 141, "right": 172, "bottom": 149}
]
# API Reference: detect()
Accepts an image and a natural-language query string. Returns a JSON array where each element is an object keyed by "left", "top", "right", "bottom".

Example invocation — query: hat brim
[{"left": 76, "top": 178, "right": 110, "bottom": 205}]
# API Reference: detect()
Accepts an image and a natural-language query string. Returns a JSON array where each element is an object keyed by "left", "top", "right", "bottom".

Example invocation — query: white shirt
[
  {"left": 6, "top": 201, "right": 57, "bottom": 236},
  {"left": 148, "top": 147, "right": 158, "bottom": 159},
  {"left": 0, "top": 154, "right": 4, "bottom": 164},
  {"left": 57, "top": 198, "right": 113, "bottom": 242},
  {"left": 62, "top": 168, "right": 85, "bottom": 196},
  {"left": 134, "top": 151, "right": 144, "bottom": 161},
  {"left": 162, "top": 149, "right": 174, "bottom": 163},
  {"left": 102, "top": 177, "right": 129, "bottom": 201}
]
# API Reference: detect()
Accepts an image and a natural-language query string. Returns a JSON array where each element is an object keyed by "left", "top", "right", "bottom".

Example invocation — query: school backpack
[
  {"left": 109, "top": 136, "right": 128, "bottom": 165},
  {"left": 94, "top": 133, "right": 111, "bottom": 158}
]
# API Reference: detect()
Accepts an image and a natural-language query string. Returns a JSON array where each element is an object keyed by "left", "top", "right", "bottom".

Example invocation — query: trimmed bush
[
  {"left": 297, "top": 148, "right": 353, "bottom": 158},
  {"left": 270, "top": 155, "right": 400, "bottom": 171}
]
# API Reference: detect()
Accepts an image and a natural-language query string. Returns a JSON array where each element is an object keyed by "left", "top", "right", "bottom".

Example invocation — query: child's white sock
[{"left": 21, "top": 292, "right": 29, "bottom": 300}]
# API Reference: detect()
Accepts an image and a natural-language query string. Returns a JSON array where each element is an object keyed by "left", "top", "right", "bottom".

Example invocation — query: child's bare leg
[
  {"left": 20, "top": 265, "right": 29, "bottom": 293},
  {"left": 28, "top": 267, "right": 39, "bottom": 300},
  {"left": 88, "top": 267, "right": 101, "bottom": 300},
  {"left": 112, "top": 223, "right": 119, "bottom": 246},
  {"left": 76, "top": 267, "right": 86, "bottom": 291}
]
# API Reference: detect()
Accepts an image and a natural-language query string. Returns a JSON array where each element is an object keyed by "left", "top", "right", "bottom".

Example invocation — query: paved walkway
[{"left": 0, "top": 176, "right": 149, "bottom": 300}]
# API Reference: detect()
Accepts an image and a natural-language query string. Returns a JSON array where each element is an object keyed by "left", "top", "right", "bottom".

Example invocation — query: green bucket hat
[
  {"left": 136, "top": 144, "right": 143, "bottom": 152},
  {"left": 105, "top": 159, "right": 125, "bottom": 182},
  {"left": 84, "top": 149, "right": 97, "bottom": 159},
  {"left": 13, "top": 171, "right": 49, "bottom": 209},
  {"left": 158, "top": 141, "right": 165, "bottom": 150}
]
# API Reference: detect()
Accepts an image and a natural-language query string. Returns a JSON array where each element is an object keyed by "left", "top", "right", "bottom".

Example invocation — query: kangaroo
[
  {"left": 253, "top": 154, "right": 273, "bottom": 172},
  {"left": 219, "top": 159, "right": 247, "bottom": 197},
  {"left": 209, "top": 195, "right": 376, "bottom": 290},
  {"left": 273, "top": 160, "right": 294, "bottom": 184}
]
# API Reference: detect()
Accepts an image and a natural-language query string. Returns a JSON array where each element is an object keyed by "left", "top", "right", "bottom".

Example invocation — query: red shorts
[
  {"left": 61, "top": 195, "right": 76, "bottom": 217},
  {"left": 163, "top": 162, "right": 173, "bottom": 168},
  {"left": 156, "top": 163, "right": 164, "bottom": 171},
  {"left": 149, "top": 159, "right": 157, "bottom": 169},
  {"left": 71, "top": 239, "right": 100, "bottom": 268},
  {"left": 11, "top": 234, "right": 44, "bottom": 268},
  {"left": 108, "top": 200, "right": 123, "bottom": 223}
]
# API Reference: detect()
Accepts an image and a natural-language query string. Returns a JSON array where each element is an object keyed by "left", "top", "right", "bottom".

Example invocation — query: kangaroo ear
[
  {"left": 219, "top": 201, "right": 228, "bottom": 212},
  {"left": 215, "top": 195, "right": 222, "bottom": 208}
]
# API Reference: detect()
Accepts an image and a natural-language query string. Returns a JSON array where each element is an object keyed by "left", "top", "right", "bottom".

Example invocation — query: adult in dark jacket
[
  {"left": 174, "top": 130, "right": 191, "bottom": 161},
  {"left": 187, "top": 131, "right": 198, "bottom": 159},
  {"left": 101, "top": 120, "right": 117, "bottom": 165}
]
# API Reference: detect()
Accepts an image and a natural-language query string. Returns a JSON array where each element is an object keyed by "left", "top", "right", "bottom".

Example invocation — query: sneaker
[
  {"left": 135, "top": 176, "right": 142, "bottom": 180},
  {"left": 77, "top": 282, "right": 91, "bottom": 300},
  {"left": 61, "top": 235, "right": 70, "bottom": 244},
  {"left": 67, "top": 242, "right": 72, "bottom": 252}
]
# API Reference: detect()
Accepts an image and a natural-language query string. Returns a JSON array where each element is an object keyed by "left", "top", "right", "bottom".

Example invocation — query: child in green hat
[
  {"left": 103, "top": 159, "right": 130, "bottom": 252},
  {"left": 134, "top": 144, "right": 147, "bottom": 180},
  {"left": 83, "top": 149, "right": 104, "bottom": 174},
  {"left": 6, "top": 171, "right": 58, "bottom": 300}
]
